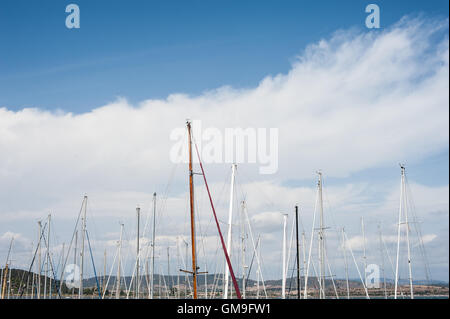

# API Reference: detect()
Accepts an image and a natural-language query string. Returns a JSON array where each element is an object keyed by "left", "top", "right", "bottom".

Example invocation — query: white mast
[
  {"left": 394, "top": 165, "right": 414, "bottom": 299},
  {"left": 378, "top": 224, "right": 388, "bottom": 299},
  {"left": 79, "top": 195, "right": 87, "bottom": 299},
  {"left": 361, "top": 217, "right": 367, "bottom": 288},
  {"left": 223, "top": 163, "right": 236, "bottom": 299},
  {"left": 167, "top": 247, "right": 170, "bottom": 296},
  {"left": 403, "top": 166, "right": 414, "bottom": 298},
  {"left": 44, "top": 214, "right": 51, "bottom": 299},
  {"left": 256, "top": 237, "right": 261, "bottom": 299},
  {"left": 151, "top": 192, "right": 156, "bottom": 299},
  {"left": 38, "top": 220, "right": 41, "bottom": 299},
  {"left": 204, "top": 260, "right": 208, "bottom": 299},
  {"left": 103, "top": 249, "right": 107, "bottom": 296},
  {"left": 72, "top": 230, "right": 78, "bottom": 298},
  {"left": 240, "top": 201, "right": 247, "bottom": 299},
  {"left": 116, "top": 223, "right": 124, "bottom": 299},
  {"left": 302, "top": 231, "right": 307, "bottom": 297},
  {"left": 317, "top": 171, "right": 325, "bottom": 299},
  {"left": 176, "top": 237, "right": 180, "bottom": 299},
  {"left": 30, "top": 242, "right": 35, "bottom": 299},
  {"left": 281, "top": 213, "right": 288, "bottom": 299},
  {"left": 342, "top": 228, "right": 350, "bottom": 299},
  {"left": 136, "top": 206, "right": 140, "bottom": 299}
]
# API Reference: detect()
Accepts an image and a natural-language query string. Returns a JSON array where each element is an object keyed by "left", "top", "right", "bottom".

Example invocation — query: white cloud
[{"left": 0, "top": 17, "right": 448, "bottom": 280}]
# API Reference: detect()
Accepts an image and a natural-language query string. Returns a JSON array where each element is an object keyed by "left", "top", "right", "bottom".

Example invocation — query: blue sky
[
  {"left": 0, "top": 0, "right": 448, "bottom": 112},
  {"left": 0, "top": 1, "right": 448, "bottom": 282}
]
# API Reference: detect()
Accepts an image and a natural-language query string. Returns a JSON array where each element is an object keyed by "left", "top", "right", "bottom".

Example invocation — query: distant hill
[{"left": 1, "top": 268, "right": 448, "bottom": 298}]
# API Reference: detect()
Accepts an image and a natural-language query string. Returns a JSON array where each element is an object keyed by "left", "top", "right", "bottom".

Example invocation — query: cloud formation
[{"left": 0, "top": 17, "right": 448, "bottom": 280}]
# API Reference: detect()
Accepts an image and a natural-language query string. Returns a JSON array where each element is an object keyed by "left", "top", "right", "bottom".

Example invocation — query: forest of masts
[{"left": 0, "top": 122, "right": 432, "bottom": 300}]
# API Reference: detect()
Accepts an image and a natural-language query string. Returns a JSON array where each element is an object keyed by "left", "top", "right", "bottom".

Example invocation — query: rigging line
[
  {"left": 343, "top": 230, "right": 370, "bottom": 299},
  {"left": 157, "top": 166, "right": 181, "bottom": 228},
  {"left": 194, "top": 180, "right": 209, "bottom": 274},
  {"left": 211, "top": 258, "right": 224, "bottom": 299},
  {"left": 153, "top": 131, "right": 185, "bottom": 235},
  {"left": 381, "top": 229, "right": 405, "bottom": 296},
  {"left": 158, "top": 264, "right": 170, "bottom": 298},
  {"left": 287, "top": 248, "right": 298, "bottom": 299},
  {"left": 304, "top": 185, "right": 319, "bottom": 298},
  {"left": 321, "top": 179, "right": 343, "bottom": 266},
  {"left": 404, "top": 175, "right": 432, "bottom": 283},
  {"left": 102, "top": 245, "right": 119, "bottom": 299},
  {"left": 210, "top": 237, "right": 222, "bottom": 298},
  {"left": 85, "top": 197, "right": 100, "bottom": 258},
  {"left": 59, "top": 197, "right": 85, "bottom": 292},
  {"left": 17, "top": 221, "right": 48, "bottom": 297},
  {"left": 243, "top": 206, "right": 268, "bottom": 298},
  {"left": 178, "top": 237, "right": 193, "bottom": 295},
  {"left": 41, "top": 228, "right": 62, "bottom": 299},
  {"left": 86, "top": 230, "right": 102, "bottom": 299},
  {"left": 285, "top": 215, "right": 296, "bottom": 286},
  {"left": 324, "top": 243, "right": 339, "bottom": 299},
  {"left": 192, "top": 138, "right": 242, "bottom": 299},
  {"left": 244, "top": 235, "right": 259, "bottom": 288}
]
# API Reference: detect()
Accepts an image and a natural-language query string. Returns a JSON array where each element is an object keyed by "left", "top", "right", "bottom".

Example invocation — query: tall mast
[
  {"left": 1, "top": 237, "right": 13, "bottom": 300},
  {"left": 256, "top": 237, "right": 261, "bottom": 299},
  {"left": 281, "top": 213, "right": 288, "bottom": 299},
  {"left": 176, "top": 237, "right": 180, "bottom": 299},
  {"left": 317, "top": 172, "right": 325, "bottom": 299},
  {"left": 116, "top": 223, "right": 124, "bottom": 299},
  {"left": 187, "top": 121, "right": 198, "bottom": 299},
  {"left": 44, "top": 213, "right": 51, "bottom": 299},
  {"left": 394, "top": 166, "right": 403, "bottom": 299},
  {"left": 302, "top": 231, "right": 307, "bottom": 298},
  {"left": 79, "top": 195, "right": 87, "bottom": 299},
  {"left": 224, "top": 163, "right": 237, "bottom": 299},
  {"left": 151, "top": 192, "right": 156, "bottom": 299},
  {"left": 167, "top": 247, "right": 171, "bottom": 296},
  {"left": 38, "top": 220, "right": 41, "bottom": 299},
  {"left": 361, "top": 216, "right": 367, "bottom": 288},
  {"left": 342, "top": 228, "right": 350, "bottom": 299},
  {"left": 378, "top": 223, "right": 387, "bottom": 299},
  {"left": 403, "top": 166, "right": 414, "bottom": 298},
  {"left": 72, "top": 231, "right": 78, "bottom": 298},
  {"left": 240, "top": 201, "right": 247, "bottom": 299},
  {"left": 394, "top": 165, "right": 414, "bottom": 299},
  {"left": 136, "top": 206, "right": 140, "bottom": 299},
  {"left": 103, "top": 249, "right": 107, "bottom": 296},
  {"left": 295, "top": 205, "right": 301, "bottom": 299},
  {"left": 31, "top": 243, "right": 35, "bottom": 299}
]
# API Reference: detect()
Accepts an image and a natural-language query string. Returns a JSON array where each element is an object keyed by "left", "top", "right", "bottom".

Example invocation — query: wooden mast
[{"left": 187, "top": 120, "right": 198, "bottom": 299}]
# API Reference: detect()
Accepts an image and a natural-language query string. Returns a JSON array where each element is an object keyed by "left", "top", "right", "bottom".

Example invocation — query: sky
[{"left": 0, "top": 0, "right": 449, "bottom": 285}]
